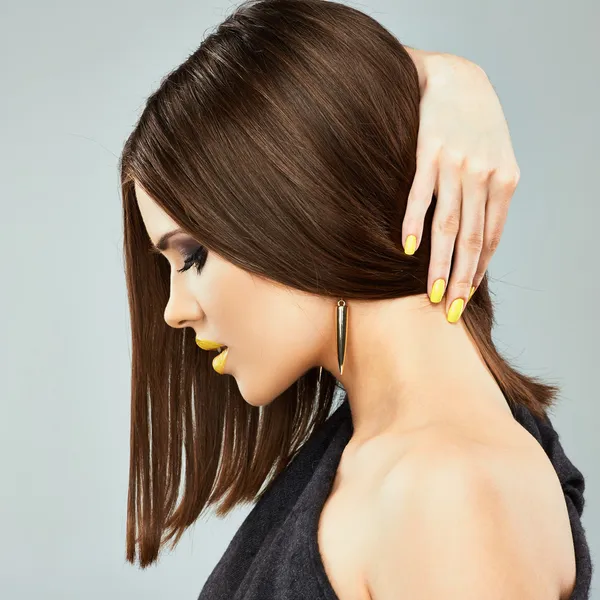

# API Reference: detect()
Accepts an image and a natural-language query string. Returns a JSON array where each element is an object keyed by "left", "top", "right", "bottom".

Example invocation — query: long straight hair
[{"left": 119, "top": 0, "right": 559, "bottom": 567}]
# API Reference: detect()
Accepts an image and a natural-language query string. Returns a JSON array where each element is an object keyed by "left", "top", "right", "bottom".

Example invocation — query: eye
[{"left": 177, "top": 246, "right": 208, "bottom": 275}]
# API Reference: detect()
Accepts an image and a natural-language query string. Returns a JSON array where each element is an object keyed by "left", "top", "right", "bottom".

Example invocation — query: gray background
[{"left": 0, "top": 0, "right": 597, "bottom": 597}]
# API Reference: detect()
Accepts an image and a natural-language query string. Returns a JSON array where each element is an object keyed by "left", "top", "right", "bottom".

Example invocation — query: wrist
[
  {"left": 404, "top": 46, "right": 484, "bottom": 93},
  {"left": 403, "top": 46, "right": 433, "bottom": 94},
  {"left": 425, "top": 52, "right": 486, "bottom": 88}
]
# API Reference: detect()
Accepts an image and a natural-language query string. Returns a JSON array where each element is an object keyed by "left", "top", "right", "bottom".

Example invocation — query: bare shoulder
[{"left": 364, "top": 425, "right": 576, "bottom": 599}]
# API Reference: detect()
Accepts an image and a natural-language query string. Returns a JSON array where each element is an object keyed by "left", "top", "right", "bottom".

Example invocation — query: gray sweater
[{"left": 197, "top": 397, "right": 593, "bottom": 599}]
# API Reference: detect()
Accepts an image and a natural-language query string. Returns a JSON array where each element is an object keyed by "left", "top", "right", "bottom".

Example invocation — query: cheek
[
  {"left": 230, "top": 321, "right": 321, "bottom": 407},
  {"left": 210, "top": 277, "right": 327, "bottom": 404},
  {"left": 232, "top": 344, "right": 314, "bottom": 407}
]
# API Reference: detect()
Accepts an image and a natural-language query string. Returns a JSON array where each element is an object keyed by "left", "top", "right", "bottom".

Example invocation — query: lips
[
  {"left": 195, "top": 339, "right": 226, "bottom": 351},
  {"left": 212, "top": 346, "right": 229, "bottom": 375}
]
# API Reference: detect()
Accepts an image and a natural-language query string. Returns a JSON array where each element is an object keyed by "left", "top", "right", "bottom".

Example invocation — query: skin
[{"left": 135, "top": 180, "right": 516, "bottom": 448}]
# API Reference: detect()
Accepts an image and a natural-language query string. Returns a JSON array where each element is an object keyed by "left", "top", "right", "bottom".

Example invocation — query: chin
[{"left": 234, "top": 378, "right": 280, "bottom": 408}]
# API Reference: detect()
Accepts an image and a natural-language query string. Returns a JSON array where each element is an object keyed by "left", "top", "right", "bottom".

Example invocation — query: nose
[{"left": 163, "top": 281, "right": 203, "bottom": 329}]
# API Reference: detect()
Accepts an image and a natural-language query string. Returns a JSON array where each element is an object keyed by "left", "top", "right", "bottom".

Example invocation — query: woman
[{"left": 119, "top": 1, "right": 592, "bottom": 598}]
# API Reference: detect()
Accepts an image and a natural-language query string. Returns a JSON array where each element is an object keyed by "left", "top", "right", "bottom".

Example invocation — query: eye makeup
[
  {"left": 148, "top": 233, "right": 208, "bottom": 276},
  {"left": 177, "top": 246, "right": 208, "bottom": 274}
]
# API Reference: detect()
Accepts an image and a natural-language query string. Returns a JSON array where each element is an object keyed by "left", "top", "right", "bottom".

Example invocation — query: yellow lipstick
[
  {"left": 212, "top": 347, "right": 229, "bottom": 375},
  {"left": 196, "top": 339, "right": 229, "bottom": 374},
  {"left": 195, "top": 339, "right": 225, "bottom": 351}
]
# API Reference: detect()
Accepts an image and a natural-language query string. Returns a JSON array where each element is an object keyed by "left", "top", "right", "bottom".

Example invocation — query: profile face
[{"left": 134, "top": 181, "right": 333, "bottom": 407}]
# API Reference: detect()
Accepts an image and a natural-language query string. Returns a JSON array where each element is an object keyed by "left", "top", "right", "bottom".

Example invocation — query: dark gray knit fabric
[{"left": 198, "top": 397, "right": 593, "bottom": 599}]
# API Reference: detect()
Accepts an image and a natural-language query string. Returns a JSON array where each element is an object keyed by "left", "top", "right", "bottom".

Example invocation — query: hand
[{"left": 402, "top": 53, "right": 520, "bottom": 323}]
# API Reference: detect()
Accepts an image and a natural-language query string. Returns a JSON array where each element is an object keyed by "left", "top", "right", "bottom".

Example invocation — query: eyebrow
[{"left": 149, "top": 228, "right": 186, "bottom": 253}]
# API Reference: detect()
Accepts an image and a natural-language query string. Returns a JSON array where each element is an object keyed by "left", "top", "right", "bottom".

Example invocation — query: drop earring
[{"left": 337, "top": 299, "right": 348, "bottom": 375}]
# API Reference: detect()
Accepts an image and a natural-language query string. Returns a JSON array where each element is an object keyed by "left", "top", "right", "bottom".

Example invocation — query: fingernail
[
  {"left": 404, "top": 235, "right": 417, "bottom": 255},
  {"left": 468, "top": 285, "right": 476, "bottom": 301},
  {"left": 430, "top": 278, "right": 446, "bottom": 303},
  {"left": 447, "top": 298, "right": 465, "bottom": 323}
]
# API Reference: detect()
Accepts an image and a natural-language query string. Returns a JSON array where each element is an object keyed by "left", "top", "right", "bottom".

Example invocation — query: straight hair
[{"left": 119, "top": 0, "right": 559, "bottom": 567}]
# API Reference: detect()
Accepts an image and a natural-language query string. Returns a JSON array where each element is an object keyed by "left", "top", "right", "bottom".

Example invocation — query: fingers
[
  {"left": 402, "top": 143, "right": 439, "bottom": 256},
  {"left": 425, "top": 151, "right": 462, "bottom": 315},
  {"left": 471, "top": 169, "right": 518, "bottom": 289},
  {"left": 444, "top": 166, "right": 489, "bottom": 322},
  {"left": 403, "top": 145, "right": 518, "bottom": 324}
]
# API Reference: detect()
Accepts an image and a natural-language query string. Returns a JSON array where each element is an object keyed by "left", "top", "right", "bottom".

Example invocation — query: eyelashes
[{"left": 177, "top": 246, "right": 208, "bottom": 275}]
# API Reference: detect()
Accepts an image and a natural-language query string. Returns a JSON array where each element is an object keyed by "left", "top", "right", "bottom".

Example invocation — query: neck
[{"left": 321, "top": 294, "right": 512, "bottom": 444}]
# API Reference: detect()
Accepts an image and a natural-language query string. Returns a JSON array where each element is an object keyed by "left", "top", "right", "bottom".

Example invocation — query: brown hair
[{"left": 119, "top": 0, "right": 559, "bottom": 567}]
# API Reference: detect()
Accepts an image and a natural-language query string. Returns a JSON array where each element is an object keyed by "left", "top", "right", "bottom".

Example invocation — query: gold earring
[{"left": 337, "top": 299, "right": 348, "bottom": 375}]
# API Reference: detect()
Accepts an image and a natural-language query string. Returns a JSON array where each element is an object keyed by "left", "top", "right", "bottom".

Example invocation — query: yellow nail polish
[
  {"left": 404, "top": 235, "right": 417, "bottom": 255},
  {"left": 468, "top": 286, "right": 476, "bottom": 301},
  {"left": 447, "top": 298, "right": 465, "bottom": 323},
  {"left": 430, "top": 278, "right": 446, "bottom": 303}
]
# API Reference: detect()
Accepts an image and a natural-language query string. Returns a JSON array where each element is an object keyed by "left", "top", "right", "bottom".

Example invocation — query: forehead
[{"left": 134, "top": 181, "right": 179, "bottom": 239}]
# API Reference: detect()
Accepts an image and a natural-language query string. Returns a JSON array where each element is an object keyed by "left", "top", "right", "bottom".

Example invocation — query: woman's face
[{"left": 134, "top": 181, "right": 335, "bottom": 407}]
